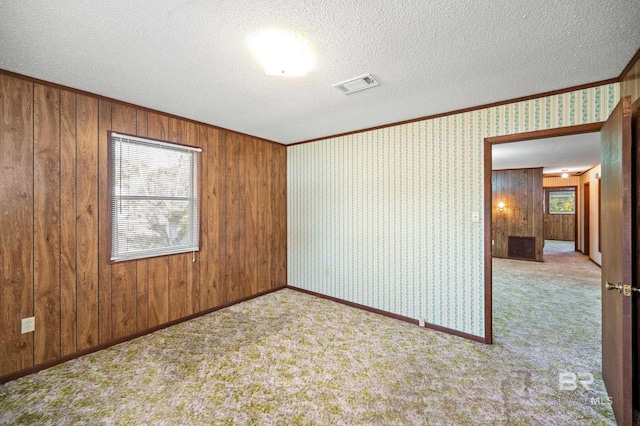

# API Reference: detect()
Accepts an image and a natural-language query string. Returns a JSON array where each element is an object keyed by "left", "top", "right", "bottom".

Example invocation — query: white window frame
[{"left": 109, "top": 131, "right": 201, "bottom": 262}]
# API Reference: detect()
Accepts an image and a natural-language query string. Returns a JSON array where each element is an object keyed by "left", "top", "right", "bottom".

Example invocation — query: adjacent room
[{"left": 1, "top": 1, "right": 639, "bottom": 424}]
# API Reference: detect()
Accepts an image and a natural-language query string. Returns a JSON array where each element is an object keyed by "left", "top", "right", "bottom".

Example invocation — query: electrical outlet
[
  {"left": 21, "top": 316, "right": 35, "bottom": 334},
  {"left": 419, "top": 317, "right": 425, "bottom": 327},
  {"left": 324, "top": 267, "right": 330, "bottom": 276}
]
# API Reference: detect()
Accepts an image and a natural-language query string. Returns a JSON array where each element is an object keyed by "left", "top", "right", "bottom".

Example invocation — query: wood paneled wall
[
  {"left": 0, "top": 73, "right": 287, "bottom": 378},
  {"left": 543, "top": 188, "right": 576, "bottom": 241},
  {"left": 621, "top": 51, "right": 640, "bottom": 104},
  {"left": 491, "top": 168, "right": 544, "bottom": 261}
]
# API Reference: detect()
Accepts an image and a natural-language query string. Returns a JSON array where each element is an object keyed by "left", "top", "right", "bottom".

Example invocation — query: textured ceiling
[
  {"left": 1, "top": 1, "right": 638, "bottom": 144},
  {"left": 492, "top": 132, "right": 601, "bottom": 175}
]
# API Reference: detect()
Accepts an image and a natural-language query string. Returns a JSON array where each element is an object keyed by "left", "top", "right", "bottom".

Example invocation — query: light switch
[{"left": 471, "top": 212, "right": 480, "bottom": 223}]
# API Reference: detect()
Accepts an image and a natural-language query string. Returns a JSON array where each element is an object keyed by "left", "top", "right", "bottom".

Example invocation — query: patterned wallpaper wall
[{"left": 288, "top": 83, "right": 619, "bottom": 338}]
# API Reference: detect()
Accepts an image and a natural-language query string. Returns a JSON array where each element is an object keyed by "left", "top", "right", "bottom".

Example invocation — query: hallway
[{"left": 493, "top": 239, "right": 613, "bottom": 422}]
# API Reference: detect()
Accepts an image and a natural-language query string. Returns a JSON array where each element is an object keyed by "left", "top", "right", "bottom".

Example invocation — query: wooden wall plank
[
  {"left": 491, "top": 171, "right": 505, "bottom": 257},
  {"left": 275, "top": 144, "right": 287, "bottom": 287},
  {"left": 97, "top": 100, "right": 112, "bottom": 343},
  {"left": 531, "top": 171, "right": 544, "bottom": 259},
  {"left": 135, "top": 110, "right": 150, "bottom": 330},
  {"left": 199, "top": 126, "right": 210, "bottom": 311},
  {"left": 269, "top": 143, "right": 287, "bottom": 288},
  {"left": 76, "top": 94, "right": 99, "bottom": 350},
  {"left": 223, "top": 133, "right": 243, "bottom": 304},
  {"left": 245, "top": 138, "right": 259, "bottom": 296},
  {"left": 0, "top": 75, "right": 34, "bottom": 375},
  {"left": 149, "top": 258, "right": 169, "bottom": 327},
  {"left": 168, "top": 254, "right": 187, "bottom": 321},
  {"left": 206, "top": 127, "right": 221, "bottom": 309},
  {"left": 266, "top": 143, "right": 278, "bottom": 289},
  {"left": 255, "top": 140, "right": 269, "bottom": 292},
  {"left": 186, "top": 122, "right": 201, "bottom": 315},
  {"left": 33, "top": 83, "right": 61, "bottom": 364},
  {"left": 59, "top": 89, "right": 77, "bottom": 356},
  {"left": 110, "top": 104, "right": 138, "bottom": 339},
  {"left": 147, "top": 113, "right": 170, "bottom": 327},
  {"left": 110, "top": 262, "right": 137, "bottom": 338},
  {"left": 136, "top": 260, "right": 149, "bottom": 330},
  {"left": 168, "top": 118, "right": 188, "bottom": 321},
  {"left": 238, "top": 134, "right": 248, "bottom": 300}
]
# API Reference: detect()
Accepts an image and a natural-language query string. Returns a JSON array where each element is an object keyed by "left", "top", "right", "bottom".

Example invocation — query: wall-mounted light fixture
[
  {"left": 498, "top": 201, "right": 505, "bottom": 212},
  {"left": 561, "top": 169, "right": 569, "bottom": 179}
]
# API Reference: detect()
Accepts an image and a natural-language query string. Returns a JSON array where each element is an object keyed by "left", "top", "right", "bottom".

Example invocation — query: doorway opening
[
  {"left": 544, "top": 186, "right": 578, "bottom": 251},
  {"left": 483, "top": 122, "right": 603, "bottom": 343}
]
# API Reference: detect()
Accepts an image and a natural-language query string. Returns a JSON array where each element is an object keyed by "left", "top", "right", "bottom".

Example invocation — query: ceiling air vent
[{"left": 333, "top": 74, "right": 380, "bottom": 95}]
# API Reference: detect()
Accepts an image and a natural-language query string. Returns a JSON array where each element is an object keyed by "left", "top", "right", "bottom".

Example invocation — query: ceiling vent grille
[{"left": 333, "top": 74, "right": 380, "bottom": 95}]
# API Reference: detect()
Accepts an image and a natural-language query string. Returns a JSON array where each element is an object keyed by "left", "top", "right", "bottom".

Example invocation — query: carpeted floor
[{"left": 0, "top": 240, "right": 615, "bottom": 425}]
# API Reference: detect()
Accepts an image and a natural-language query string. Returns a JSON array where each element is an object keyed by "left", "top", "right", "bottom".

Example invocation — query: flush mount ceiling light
[{"left": 248, "top": 29, "right": 313, "bottom": 77}]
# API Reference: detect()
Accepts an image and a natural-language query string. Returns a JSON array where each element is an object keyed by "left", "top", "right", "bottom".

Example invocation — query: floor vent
[
  {"left": 333, "top": 74, "right": 380, "bottom": 95},
  {"left": 508, "top": 236, "right": 536, "bottom": 260}
]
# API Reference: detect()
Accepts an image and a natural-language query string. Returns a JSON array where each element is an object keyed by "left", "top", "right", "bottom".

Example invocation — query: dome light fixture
[{"left": 248, "top": 29, "right": 313, "bottom": 77}]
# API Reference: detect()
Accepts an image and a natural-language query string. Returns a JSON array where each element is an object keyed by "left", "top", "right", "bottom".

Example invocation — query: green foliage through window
[{"left": 549, "top": 190, "right": 575, "bottom": 214}]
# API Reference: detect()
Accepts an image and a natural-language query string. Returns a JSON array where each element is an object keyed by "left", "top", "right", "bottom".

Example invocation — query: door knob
[{"left": 605, "top": 282, "right": 622, "bottom": 293}]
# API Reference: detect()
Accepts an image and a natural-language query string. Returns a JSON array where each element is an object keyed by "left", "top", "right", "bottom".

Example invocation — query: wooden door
[{"left": 601, "top": 96, "right": 634, "bottom": 426}]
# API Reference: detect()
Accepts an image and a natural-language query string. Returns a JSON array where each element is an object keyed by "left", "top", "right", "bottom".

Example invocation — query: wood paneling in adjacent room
[
  {"left": 620, "top": 49, "right": 640, "bottom": 104},
  {"left": 0, "top": 71, "right": 287, "bottom": 381},
  {"left": 491, "top": 168, "right": 544, "bottom": 261},
  {"left": 543, "top": 187, "right": 576, "bottom": 241}
]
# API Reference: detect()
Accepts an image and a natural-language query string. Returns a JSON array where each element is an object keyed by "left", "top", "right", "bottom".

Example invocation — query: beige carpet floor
[{"left": 0, "top": 240, "right": 615, "bottom": 425}]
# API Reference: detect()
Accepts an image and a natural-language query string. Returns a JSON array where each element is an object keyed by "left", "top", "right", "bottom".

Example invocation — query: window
[
  {"left": 109, "top": 132, "right": 201, "bottom": 262},
  {"left": 548, "top": 189, "right": 575, "bottom": 214}
]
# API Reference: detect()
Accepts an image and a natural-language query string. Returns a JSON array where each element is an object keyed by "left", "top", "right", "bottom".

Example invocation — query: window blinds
[{"left": 109, "top": 132, "right": 201, "bottom": 262}]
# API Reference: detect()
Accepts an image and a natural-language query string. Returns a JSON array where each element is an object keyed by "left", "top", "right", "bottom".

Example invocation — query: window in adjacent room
[
  {"left": 109, "top": 132, "right": 201, "bottom": 262},
  {"left": 548, "top": 188, "right": 575, "bottom": 214}
]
